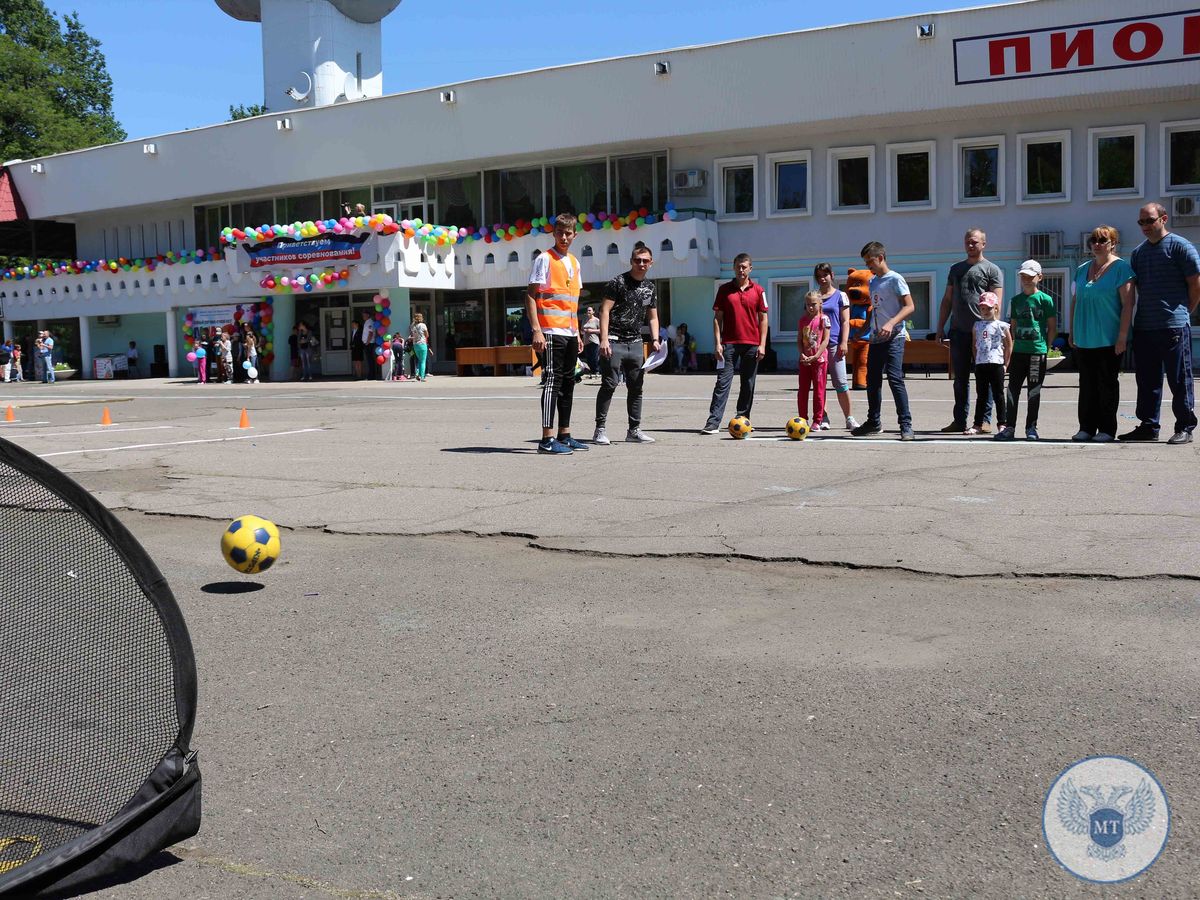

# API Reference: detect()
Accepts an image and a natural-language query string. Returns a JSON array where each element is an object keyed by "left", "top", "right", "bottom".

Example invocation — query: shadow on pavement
[{"left": 201, "top": 581, "right": 266, "bottom": 594}]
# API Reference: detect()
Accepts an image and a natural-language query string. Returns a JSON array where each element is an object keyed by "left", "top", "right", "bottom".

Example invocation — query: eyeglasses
[
  {"left": 1091, "top": 238, "right": 1110, "bottom": 245},
  {"left": 1136, "top": 216, "right": 1164, "bottom": 226}
]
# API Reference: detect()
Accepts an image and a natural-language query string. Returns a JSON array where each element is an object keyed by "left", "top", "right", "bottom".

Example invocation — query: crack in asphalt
[{"left": 111, "top": 508, "right": 1200, "bottom": 583}]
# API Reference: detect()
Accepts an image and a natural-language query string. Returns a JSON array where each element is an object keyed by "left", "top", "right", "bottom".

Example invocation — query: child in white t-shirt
[{"left": 968, "top": 292, "right": 1011, "bottom": 435}]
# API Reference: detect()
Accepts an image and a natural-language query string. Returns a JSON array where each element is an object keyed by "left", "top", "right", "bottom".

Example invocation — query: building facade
[{"left": 1, "top": 0, "right": 1198, "bottom": 378}]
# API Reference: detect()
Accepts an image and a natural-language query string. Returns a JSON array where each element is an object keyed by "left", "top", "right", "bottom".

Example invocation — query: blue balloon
[
  {"left": 196, "top": 348, "right": 206, "bottom": 358},
  {"left": 242, "top": 360, "right": 251, "bottom": 369}
]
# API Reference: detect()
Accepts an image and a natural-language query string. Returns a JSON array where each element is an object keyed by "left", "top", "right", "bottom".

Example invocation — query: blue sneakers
[
  {"left": 537, "top": 438, "right": 573, "bottom": 455},
  {"left": 558, "top": 435, "right": 590, "bottom": 451}
]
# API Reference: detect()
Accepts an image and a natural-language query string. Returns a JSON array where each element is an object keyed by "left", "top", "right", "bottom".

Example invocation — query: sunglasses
[
  {"left": 1091, "top": 238, "right": 1110, "bottom": 245},
  {"left": 1136, "top": 216, "right": 1164, "bottom": 226}
]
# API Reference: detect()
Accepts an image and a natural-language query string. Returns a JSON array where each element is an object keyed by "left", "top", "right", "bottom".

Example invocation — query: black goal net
[{"left": 0, "top": 436, "right": 200, "bottom": 896}]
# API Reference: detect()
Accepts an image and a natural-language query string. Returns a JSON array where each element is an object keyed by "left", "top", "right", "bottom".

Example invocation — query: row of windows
[
  {"left": 194, "top": 153, "right": 670, "bottom": 249},
  {"left": 716, "top": 119, "right": 1200, "bottom": 220}
]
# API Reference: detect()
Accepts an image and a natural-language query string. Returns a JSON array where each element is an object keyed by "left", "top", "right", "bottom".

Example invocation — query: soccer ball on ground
[
  {"left": 786, "top": 416, "right": 811, "bottom": 440},
  {"left": 221, "top": 515, "right": 282, "bottom": 574},
  {"left": 728, "top": 416, "right": 753, "bottom": 439}
]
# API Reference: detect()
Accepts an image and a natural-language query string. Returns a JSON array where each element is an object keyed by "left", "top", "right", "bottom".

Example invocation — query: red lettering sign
[
  {"left": 1185, "top": 15, "right": 1200, "bottom": 56},
  {"left": 988, "top": 36, "right": 1031, "bottom": 76},
  {"left": 1050, "top": 29, "right": 1095, "bottom": 70},
  {"left": 1113, "top": 22, "right": 1164, "bottom": 62}
]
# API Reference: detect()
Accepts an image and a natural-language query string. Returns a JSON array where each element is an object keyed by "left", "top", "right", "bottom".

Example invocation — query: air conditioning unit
[
  {"left": 1170, "top": 194, "right": 1200, "bottom": 225},
  {"left": 96, "top": 315, "right": 120, "bottom": 326},
  {"left": 671, "top": 168, "right": 707, "bottom": 192},
  {"left": 1024, "top": 230, "right": 1062, "bottom": 259}
]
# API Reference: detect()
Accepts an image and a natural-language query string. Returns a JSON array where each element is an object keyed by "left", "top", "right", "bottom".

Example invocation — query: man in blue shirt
[{"left": 1120, "top": 203, "right": 1200, "bottom": 444}]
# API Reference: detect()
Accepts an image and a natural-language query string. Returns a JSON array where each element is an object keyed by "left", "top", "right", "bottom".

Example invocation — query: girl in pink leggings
[{"left": 797, "top": 291, "right": 831, "bottom": 425}]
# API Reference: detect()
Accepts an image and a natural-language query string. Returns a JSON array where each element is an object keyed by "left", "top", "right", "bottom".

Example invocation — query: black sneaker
[
  {"left": 851, "top": 421, "right": 882, "bottom": 437},
  {"left": 1117, "top": 424, "right": 1159, "bottom": 442},
  {"left": 899, "top": 429, "right": 915, "bottom": 442}
]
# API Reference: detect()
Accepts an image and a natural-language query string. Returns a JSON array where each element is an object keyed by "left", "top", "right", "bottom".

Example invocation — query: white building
[{"left": 1, "top": 0, "right": 1198, "bottom": 378}]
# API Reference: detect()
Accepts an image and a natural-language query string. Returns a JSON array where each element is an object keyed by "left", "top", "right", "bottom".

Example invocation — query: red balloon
[{"left": 375, "top": 355, "right": 385, "bottom": 365}]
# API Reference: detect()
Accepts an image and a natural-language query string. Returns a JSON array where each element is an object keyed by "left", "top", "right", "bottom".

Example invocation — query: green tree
[
  {"left": 0, "top": 0, "right": 125, "bottom": 161},
  {"left": 229, "top": 103, "right": 266, "bottom": 121}
]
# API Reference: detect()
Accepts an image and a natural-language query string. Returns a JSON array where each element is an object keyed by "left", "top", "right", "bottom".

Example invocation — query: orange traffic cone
[
  {"left": 100, "top": 406, "right": 113, "bottom": 427},
  {"left": 238, "top": 408, "right": 250, "bottom": 429},
  {"left": 4, "top": 405, "right": 14, "bottom": 422}
]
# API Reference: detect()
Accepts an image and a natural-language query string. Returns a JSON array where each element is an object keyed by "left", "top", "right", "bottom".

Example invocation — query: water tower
[{"left": 215, "top": 0, "right": 403, "bottom": 110}]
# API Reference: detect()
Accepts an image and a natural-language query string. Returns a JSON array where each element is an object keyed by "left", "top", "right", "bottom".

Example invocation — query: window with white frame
[
  {"left": 768, "top": 278, "right": 814, "bottom": 337},
  {"left": 1087, "top": 125, "right": 1143, "bottom": 200},
  {"left": 715, "top": 155, "right": 757, "bottom": 220},
  {"left": 886, "top": 141, "right": 935, "bottom": 211},
  {"left": 1018, "top": 131, "right": 1070, "bottom": 204},
  {"left": 953, "top": 136, "right": 1005, "bottom": 207},
  {"left": 827, "top": 146, "right": 874, "bottom": 214},
  {"left": 901, "top": 273, "right": 935, "bottom": 334},
  {"left": 1037, "top": 268, "right": 1071, "bottom": 328},
  {"left": 1162, "top": 119, "right": 1200, "bottom": 194},
  {"left": 766, "top": 151, "right": 811, "bottom": 217}
]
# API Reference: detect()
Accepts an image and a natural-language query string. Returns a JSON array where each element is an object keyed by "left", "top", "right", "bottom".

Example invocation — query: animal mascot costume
[{"left": 845, "top": 268, "right": 873, "bottom": 390}]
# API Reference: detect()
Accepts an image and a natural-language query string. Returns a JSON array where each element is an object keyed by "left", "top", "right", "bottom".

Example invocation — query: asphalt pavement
[{"left": 1, "top": 371, "right": 1196, "bottom": 898}]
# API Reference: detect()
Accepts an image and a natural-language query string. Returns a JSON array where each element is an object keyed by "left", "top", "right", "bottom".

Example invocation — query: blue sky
[{"left": 48, "top": 0, "right": 1023, "bottom": 140}]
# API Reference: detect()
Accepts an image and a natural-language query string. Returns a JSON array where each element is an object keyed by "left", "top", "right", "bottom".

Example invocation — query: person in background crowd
[
  {"left": 126, "top": 340, "right": 139, "bottom": 377},
  {"left": 350, "top": 315, "right": 364, "bottom": 379},
  {"left": 936, "top": 228, "right": 1003, "bottom": 433},
  {"left": 581, "top": 305, "right": 601, "bottom": 381},
  {"left": 289, "top": 325, "right": 300, "bottom": 380},
  {"left": 40, "top": 330, "right": 56, "bottom": 383},
  {"left": 1071, "top": 225, "right": 1135, "bottom": 443},
  {"left": 700, "top": 253, "right": 769, "bottom": 434},
  {"left": 814, "top": 262, "right": 860, "bottom": 431},
  {"left": 9, "top": 342, "right": 22, "bottom": 382},
  {"left": 409, "top": 312, "right": 430, "bottom": 382},
  {"left": 0, "top": 338, "right": 12, "bottom": 382},
  {"left": 1120, "top": 202, "right": 1200, "bottom": 444},
  {"left": 230, "top": 325, "right": 243, "bottom": 382},
  {"left": 219, "top": 330, "right": 233, "bottom": 383},
  {"left": 298, "top": 322, "right": 316, "bottom": 381},
  {"left": 244, "top": 331, "right": 259, "bottom": 383},
  {"left": 360, "top": 310, "right": 377, "bottom": 380}
]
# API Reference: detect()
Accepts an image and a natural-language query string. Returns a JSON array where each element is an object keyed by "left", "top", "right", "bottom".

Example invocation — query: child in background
[
  {"left": 220, "top": 331, "right": 233, "bottom": 383},
  {"left": 997, "top": 260, "right": 1057, "bottom": 441},
  {"left": 796, "top": 291, "right": 831, "bottom": 426},
  {"left": 391, "top": 333, "right": 406, "bottom": 380},
  {"left": 245, "top": 332, "right": 259, "bottom": 383},
  {"left": 9, "top": 343, "right": 21, "bottom": 382},
  {"left": 968, "top": 292, "right": 1011, "bottom": 435},
  {"left": 851, "top": 241, "right": 916, "bottom": 440},
  {"left": 126, "top": 340, "right": 139, "bottom": 377}
]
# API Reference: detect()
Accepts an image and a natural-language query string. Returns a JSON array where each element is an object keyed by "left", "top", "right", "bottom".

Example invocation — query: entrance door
[{"left": 320, "top": 307, "right": 351, "bottom": 376}]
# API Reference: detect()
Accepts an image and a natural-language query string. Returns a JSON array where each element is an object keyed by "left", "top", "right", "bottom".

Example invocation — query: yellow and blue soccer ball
[
  {"left": 728, "top": 416, "right": 753, "bottom": 439},
  {"left": 221, "top": 515, "right": 282, "bottom": 574},
  {"left": 786, "top": 416, "right": 811, "bottom": 440}
]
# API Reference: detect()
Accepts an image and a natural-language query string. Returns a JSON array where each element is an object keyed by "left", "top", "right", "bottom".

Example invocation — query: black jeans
[
  {"left": 1133, "top": 326, "right": 1196, "bottom": 434},
  {"left": 1075, "top": 346, "right": 1121, "bottom": 437},
  {"left": 704, "top": 343, "right": 760, "bottom": 429},
  {"left": 1005, "top": 352, "right": 1046, "bottom": 430},
  {"left": 540, "top": 334, "right": 578, "bottom": 431},
  {"left": 974, "top": 363, "right": 1006, "bottom": 427},
  {"left": 950, "top": 329, "right": 994, "bottom": 426},
  {"left": 865, "top": 337, "right": 912, "bottom": 430},
  {"left": 595, "top": 340, "right": 645, "bottom": 429}
]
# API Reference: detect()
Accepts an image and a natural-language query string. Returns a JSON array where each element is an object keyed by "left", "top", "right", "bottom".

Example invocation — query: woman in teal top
[{"left": 1071, "top": 225, "right": 1135, "bottom": 441}]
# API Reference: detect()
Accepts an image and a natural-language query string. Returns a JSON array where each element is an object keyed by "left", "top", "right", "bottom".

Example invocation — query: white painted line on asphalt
[
  {"left": 13, "top": 425, "right": 175, "bottom": 439},
  {"left": 37, "top": 427, "right": 324, "bottom": 458},
  {"left": 0, "top": 420, "right": 52, "bottom": 427}
]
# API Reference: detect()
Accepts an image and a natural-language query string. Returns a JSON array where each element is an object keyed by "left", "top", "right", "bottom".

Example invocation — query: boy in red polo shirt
[{"left": 701, "top": 253, "right": 769, "bottom": 434}]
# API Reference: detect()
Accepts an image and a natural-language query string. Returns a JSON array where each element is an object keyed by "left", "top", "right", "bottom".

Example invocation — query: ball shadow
[{"left": 201, "top": 581, "right": 266, "bottom": 594}]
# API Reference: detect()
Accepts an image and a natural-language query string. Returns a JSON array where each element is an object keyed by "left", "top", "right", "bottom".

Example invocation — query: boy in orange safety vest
[{"left": 526, "top": 213, "right": 588, "bottom": 455}]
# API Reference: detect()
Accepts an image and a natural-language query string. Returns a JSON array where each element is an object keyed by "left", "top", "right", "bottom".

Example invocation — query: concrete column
[
  {"left": 270, "top": 294, "right": 294, "bottom": 382},
  {"left": 2, "top": 320, "right": 13, "bottom": 341},
  {"left": 165, "top": 308, "right": 179, "bottom": 378},
  {"left": 78, "top": 316, "right": 92, "bottom": 380}
]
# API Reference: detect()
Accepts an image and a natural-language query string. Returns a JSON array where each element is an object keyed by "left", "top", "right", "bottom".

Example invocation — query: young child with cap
[
  {"left": 967, "top": 292, "right": 1011, "bottom": 435},
  {"left": 996, "top": 260, "right": 1057, "bottom": 441}
]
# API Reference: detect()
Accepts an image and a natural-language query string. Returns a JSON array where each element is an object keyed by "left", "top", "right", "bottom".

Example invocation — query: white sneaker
[
  {"left": 626, "top": 428, "right": 655, "bottom": 443},
  {"left": 700, "top": 426, "right": 719, "bottom": 434},
  {"left": 1071, "top": 430, "right": 1092, "bottom": 442},
  {"left": 818, "top": 421, "right": 831, "bottom": 430},
  {"left": 845, "top": 416, "right": 860, "bottom": 431},
  {"left": 1093, "top": 432, "right": 1114, "bottom": 443},
  {"left": 592, "top": 427, "right": 610, "bottom": 445}
]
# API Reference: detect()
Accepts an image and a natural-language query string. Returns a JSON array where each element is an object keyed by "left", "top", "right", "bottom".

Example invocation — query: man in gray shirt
[{"left": 936, "top": 228, "right": 1003, "bottom": 432}]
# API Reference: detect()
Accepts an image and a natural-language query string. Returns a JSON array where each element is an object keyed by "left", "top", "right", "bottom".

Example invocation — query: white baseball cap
[{"left": 1018, "top": 259, "right": 1042, "bottom": 276}]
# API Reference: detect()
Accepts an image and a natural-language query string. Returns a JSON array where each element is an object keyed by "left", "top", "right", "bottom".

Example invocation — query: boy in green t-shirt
[{"left": 996, "top": 259, "right": 1057, "bottom": 441}]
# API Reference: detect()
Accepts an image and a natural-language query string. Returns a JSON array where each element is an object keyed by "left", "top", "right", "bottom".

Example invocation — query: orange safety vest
[{"left": 534, "top": 248, "right": 581, "bottom": 335}]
